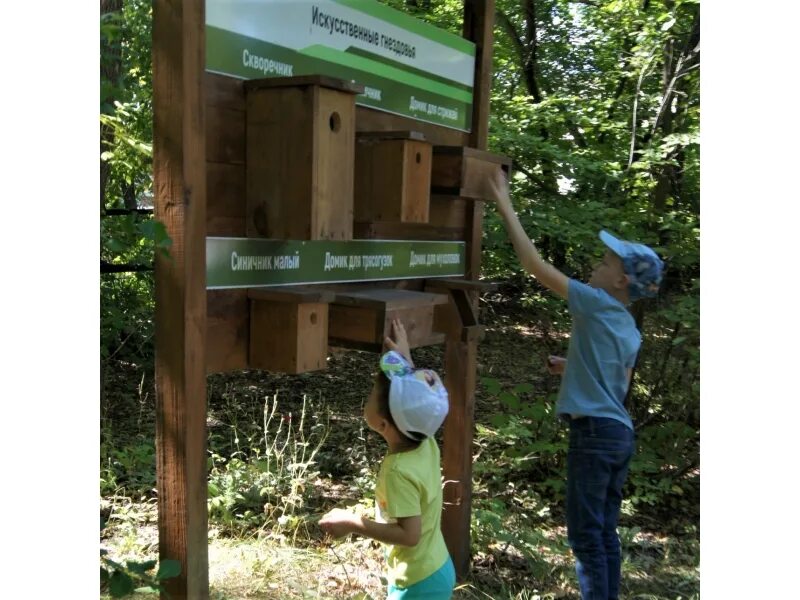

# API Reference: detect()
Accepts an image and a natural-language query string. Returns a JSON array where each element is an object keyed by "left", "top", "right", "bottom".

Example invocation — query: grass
[
  {"left": 101, "top": 504, "right": 698, "bottom": 599},
  {"left": 100, "top": 295, "right": 699, "bottom": 599}
]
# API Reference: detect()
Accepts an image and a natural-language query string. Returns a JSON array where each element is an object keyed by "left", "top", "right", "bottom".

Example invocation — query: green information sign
[
  {"left": 207, "top": 238, "right": 466, "bottom": 289},
  {"left": 206, "top": 0, "right": 475, "bottom": 131}
]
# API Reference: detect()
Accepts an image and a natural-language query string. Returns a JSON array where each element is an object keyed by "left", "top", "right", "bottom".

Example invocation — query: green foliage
[
  {"left": 476, "top": 379, "right": 565, "bottom": 500},
  {"left": 472, "top": 495, "right": 570, "bottom": 581},
  {"left": 101, "top": 0, "right": 163, "bottom": 364},
  {"left": 100, "top": 0, "right": 153, "bottom": 207},
  {"left": 476, "top": 0, "right": 700, "bottom": 532},
  {"left": 100, "top": 435, "right": 156, "bottom": 497},
  {"left": 476, "top": 362, "right": 698, "bottom": 523},
  {"left": 100, "top": 271, "right": 155, "bottom": 362},
  {"left": 101, "top": 519, "right": 180, "bottom": 598},
  {"left": 207, "top": 395, "right": 329, "bottom": 536}
]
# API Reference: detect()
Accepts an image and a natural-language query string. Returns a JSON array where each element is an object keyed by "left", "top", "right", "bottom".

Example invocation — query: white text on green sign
[
  {"left": 207, "top": 238, "right": 466, "bottom": 289},
  {"left": 206, "top": 0, "right": 475, "bottom": 131}
]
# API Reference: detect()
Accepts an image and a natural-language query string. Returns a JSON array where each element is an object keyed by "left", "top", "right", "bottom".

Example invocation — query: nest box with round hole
[
  {"left": 354, "top": 130, "right": 432, "bottom": 225},
  {"left": 245, "top": 76, "right": 364, "bottom": 240}
]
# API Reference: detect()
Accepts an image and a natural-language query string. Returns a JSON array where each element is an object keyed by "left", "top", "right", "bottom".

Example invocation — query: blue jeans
[{"left": 566, "top": 416, "right": 635, "bottom": 600}]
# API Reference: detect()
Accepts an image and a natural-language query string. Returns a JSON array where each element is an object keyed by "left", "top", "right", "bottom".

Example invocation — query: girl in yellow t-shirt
[{"left": 320, "top": 319, "right": 455, "bottom": 599}]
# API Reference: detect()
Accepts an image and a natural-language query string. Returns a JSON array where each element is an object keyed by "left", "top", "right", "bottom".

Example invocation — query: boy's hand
[
  {"left": 546, "top": 355, "right": 567, "bottom": 375},
  {"left": 319, "top": 508, "right": 358, "bottom": 539},
  {"left": 486, "top": 168, "right": 512, "bottom": 211},
  {"left": 384, "top": 318, "right": 414, "bottom": 368}
]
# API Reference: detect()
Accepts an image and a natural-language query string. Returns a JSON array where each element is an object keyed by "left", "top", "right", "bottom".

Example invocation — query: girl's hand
[
  {"left": 384, "top": 318, "right": 414, "bottom": 367},
  {"left": 319, "top": 508, "right": 358, "bottom": 539},
  {"left": 546, "top": 355, "right": 567, "bottom": 375}
]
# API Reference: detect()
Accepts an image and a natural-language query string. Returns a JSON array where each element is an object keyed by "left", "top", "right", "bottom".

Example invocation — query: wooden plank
[
  {"left": 425, "top": 278, "right": 498, "bottom": 293},
  {"left": 442, "top": 331, "right": 478, "bottom": 573},
  {"left": 356, "top": 105, "right": 468, "bottom": 147},
  {"left": 205, "top": 72, "right": 245, "bottom": 110},
  {"left": 428, "top": 195, "right": 468, "bottom": 230},
  {"left": 332, "top": 289, "right": 448, "bottom": 311},
  {"left": 356, "top": 130, "right": 427, "bottom": 142},
  {"left": 355, "top": 138, "right": 404, "bottom": 222},
  {"left": 206, "top": 290, "right": 248, "bottom": 374},
  {"left": 401, "top": 140, "right": 432, "bottom": 223},
  {"left": 353, "top": 221, "right": 465, "bottom": 241},
  {"left": 153, "top": 0, "right": 208, "bottom": 596},
  {"left": 207, "top": 162, "right": 245, "bottom": 219},
  {"left": 206, "top": 104, "right": 245, "bottom": 164},
  {"left": 247, "top": 85, "right": 313, "bottom": 238},
  {"left": 247, "top": 286, "right": 335, "bottom": 304},
  {"left": 244, "top": 75, "right": 364, "bottom": 95},
  {"left": 464, "top": 0, "right": 495, "bottom": 152},
  {"left": 206, "top": 216, "right": 246, "bottom": 237},
  {"left": 465, "top": 200, "right": 484, "bottom": 281},
  {"left": 314, "top": 86, "right": 356, "bottom": 239}
]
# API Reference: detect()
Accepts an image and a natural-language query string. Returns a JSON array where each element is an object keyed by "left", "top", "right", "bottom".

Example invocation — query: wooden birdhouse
[
  {"left": 354, "top": 130, "right": 432, "bottom": 224},
  {"left": 248, "top": 286, "right": 334, "bottom": 374},
  {"left": 245, "top": 75, "right": 364, "bottom": 240},
  {"left": 431, "top": 146, "right": 512, "bottom": 200},
  {"left": 328, "top": 288, "right": 449, "bottom": 352}
]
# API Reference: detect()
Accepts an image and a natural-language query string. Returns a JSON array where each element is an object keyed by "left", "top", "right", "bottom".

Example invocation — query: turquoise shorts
[{"left": 387, "top": 556, "right": 456, "bottom": 599}]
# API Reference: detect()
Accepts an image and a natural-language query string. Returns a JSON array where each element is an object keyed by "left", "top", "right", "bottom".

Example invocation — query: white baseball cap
[{"left": 379, "top": 351, "right": 449, "bottom": 440}]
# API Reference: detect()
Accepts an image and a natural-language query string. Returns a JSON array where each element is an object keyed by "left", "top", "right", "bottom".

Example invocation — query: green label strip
[{"left": 207, "top": 238, "right": 466, "bottom": 289}]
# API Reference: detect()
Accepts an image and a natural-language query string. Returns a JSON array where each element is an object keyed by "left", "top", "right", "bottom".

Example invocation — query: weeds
[{"left": 207, "top": 393, "right": 329, "bottom": 539}]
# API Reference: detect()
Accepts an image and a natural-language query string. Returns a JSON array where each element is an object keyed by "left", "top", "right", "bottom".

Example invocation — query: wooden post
[
  {"left": 441, "top": 316, "right": 478, "bottom": 579},
  {"left": 464, "top": 0, "right": 495, "bottom": 152},
  {"left": 153, "top": 0, "right": 208, "bottom": 598},
  {"left": 441, "top": 0, "right": 495, "bottom": 581},
  {"left": 464, "top": 0, "right": 495, "bottom": 274}
]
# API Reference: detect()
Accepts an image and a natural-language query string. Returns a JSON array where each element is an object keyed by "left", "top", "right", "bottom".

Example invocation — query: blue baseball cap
[{"left": 599, "top": 230, "right": 664, "bottom": 300}]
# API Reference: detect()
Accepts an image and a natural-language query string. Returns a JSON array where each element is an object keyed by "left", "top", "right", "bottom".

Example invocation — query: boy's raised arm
[{"left": 486, "top": 170, "right": 569, "bottom": 300}]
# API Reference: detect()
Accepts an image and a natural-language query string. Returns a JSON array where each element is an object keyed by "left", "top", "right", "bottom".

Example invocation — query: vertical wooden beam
[
  {"left": 442, "top": 316, "right": 479, "bottom": 579},
  {"left": 441, "top": 0, "right": 495, "bottom": 581},
  {"left": 465, "top": 0, "right": 495, "bottom": 153},
  {"left": 464, "top": 0, "right": 495, "bottom": 279},
  {"left": 153, "top": 0, "right": 208, "bottom": 598}
]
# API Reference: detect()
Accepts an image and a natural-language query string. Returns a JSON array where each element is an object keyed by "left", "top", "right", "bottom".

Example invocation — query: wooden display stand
[
  {"left": 248, "top": 287, "right": 334, "bottom": 374},
  {"left": 245, "top": 75, "right": 363, "bottom": 240},
  {"left": 153, "top": 1, "right": 498, "bottom": 596},
  {"left": 354, "top": 130, "right": 432, "bottom": 224}
]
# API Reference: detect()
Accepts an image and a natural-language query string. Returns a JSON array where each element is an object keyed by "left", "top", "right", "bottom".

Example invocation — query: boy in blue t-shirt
[{"left": 487, "top": 171, "right": 664, "bottom": 600}]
